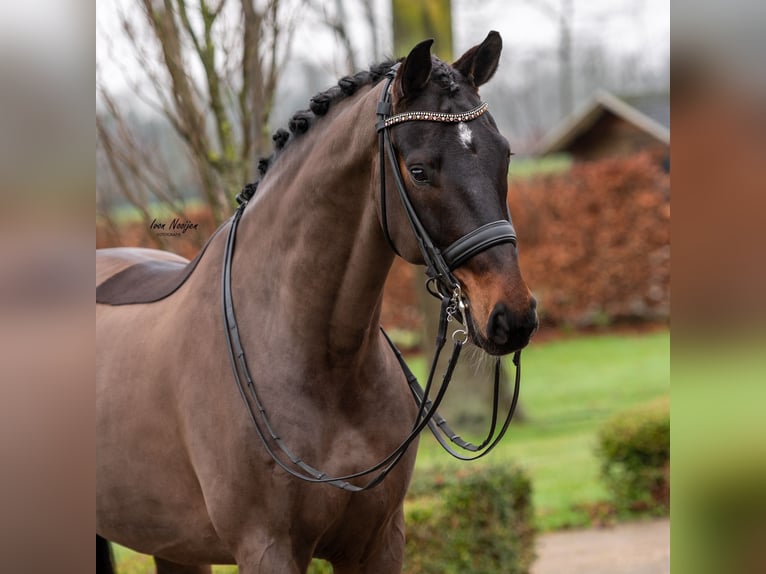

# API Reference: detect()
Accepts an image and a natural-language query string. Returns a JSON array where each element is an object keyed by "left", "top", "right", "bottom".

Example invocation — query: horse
[{"left": 96, "top": 31, "right": 538, "bottom": 573}]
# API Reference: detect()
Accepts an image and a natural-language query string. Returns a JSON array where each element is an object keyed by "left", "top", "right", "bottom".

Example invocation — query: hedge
[
  {"left": 404, "top": 465, "right": 535, "bottom": 574},
  {"left": 306, "top": 465, "right": 535, "bottom": 573},
  {"left": 507, "top": 152, "right": 670, "bottom": 328},
  {"left": 98, "top": 153, "right": 669, "bottom": 335},
  {"left": 597, "top": 396, "right": 670, "bottom": 514}
]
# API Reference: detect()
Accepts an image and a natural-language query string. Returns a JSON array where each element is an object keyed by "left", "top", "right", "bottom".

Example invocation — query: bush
[
  {"left": 507, "top": 152, "right": 670, "bottom": 327},
  {"left": 307, "top": 559, "right": 333, "bottom": 573},
  {"left": 404, "top": 465, "right": 535, "bottom": 574},
  {"left": 597, "top": 397, "right": 670, "bottom": 514}
]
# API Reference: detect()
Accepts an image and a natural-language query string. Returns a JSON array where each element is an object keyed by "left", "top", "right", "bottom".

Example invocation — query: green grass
[
  {"left": 508, "top": 153, "right": 572, "bottom": 181},
  {"left": 97, "top": 198, "right": 205, "bottom": 226},
  {"left": 409, "top": 329, "right": 669, "bottom": 531},
  {"left": 112, "top": 545, "right": 238, "bottom": 573},
  {"left": 111, "top": 330, "right": 669, "bottom": 570}
]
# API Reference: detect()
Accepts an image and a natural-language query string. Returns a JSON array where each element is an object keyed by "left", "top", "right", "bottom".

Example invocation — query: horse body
[
  {"left": 97, "top": 82, "right": 417, "bottom": 572},
  {"left": 97, "top": 33, "right": 537, "bottom": 573}
]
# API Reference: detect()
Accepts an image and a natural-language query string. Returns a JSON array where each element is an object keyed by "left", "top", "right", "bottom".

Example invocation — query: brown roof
[{"left": 538, "top": 90, "right": 670, "bottom": 155}]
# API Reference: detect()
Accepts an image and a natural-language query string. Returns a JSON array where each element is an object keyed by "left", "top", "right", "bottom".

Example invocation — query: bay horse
[{"left": 96, "top": 32, "right": 537, "bottom": 573}]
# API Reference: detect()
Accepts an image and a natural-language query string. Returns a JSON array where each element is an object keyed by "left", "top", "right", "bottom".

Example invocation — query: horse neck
[{"left": 233, "top": 84, "right": 394, "bottom": 368}]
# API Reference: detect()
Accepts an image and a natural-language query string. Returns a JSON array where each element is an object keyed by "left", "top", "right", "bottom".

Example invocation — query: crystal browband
[{"left": 381, "top": 102, "right": 489, "bottom": 129}]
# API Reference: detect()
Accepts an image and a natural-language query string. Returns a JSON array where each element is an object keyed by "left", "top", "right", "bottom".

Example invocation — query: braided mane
[
  {"left": 238, "top": 60, "right": 394, "bottom": 202},
  {"left": 238, "top": 57, "right": 464, "bottom": 203}
]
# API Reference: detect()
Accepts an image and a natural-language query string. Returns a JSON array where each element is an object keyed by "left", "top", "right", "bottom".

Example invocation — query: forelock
[{"left": 431, "top": 58, "right": 462, "bottom": 95}]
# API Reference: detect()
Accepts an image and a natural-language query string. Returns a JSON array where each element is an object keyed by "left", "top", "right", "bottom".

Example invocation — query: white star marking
[{"left": 457, "top": 122, "right": 473, "bottom": 150}]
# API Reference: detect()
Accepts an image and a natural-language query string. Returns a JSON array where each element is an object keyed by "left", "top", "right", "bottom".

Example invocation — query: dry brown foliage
[
  {"left": 97, "top": 152, "right": 669, "bottom": 332},
  {"left": 508, "top": 152, "right": 670, "bottom": 327}
]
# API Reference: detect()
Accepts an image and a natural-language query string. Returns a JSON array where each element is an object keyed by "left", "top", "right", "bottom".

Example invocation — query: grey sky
[
  {"left": 96, "top": 0, "right": 668, "bottom": 150},
  {"left": 97, "top": 0, "right": 668, "bottom": 94}
]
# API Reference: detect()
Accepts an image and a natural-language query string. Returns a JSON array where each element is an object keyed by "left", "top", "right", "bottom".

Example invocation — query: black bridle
[
  {"left": 374, "top": 65, "right": 522, "bottom": 459},
  {"left": 375, "top": 63, "right": 518, "bottom": 300},
  {"left": 222, "top": 66, "right": 523, "bottom": 492}
]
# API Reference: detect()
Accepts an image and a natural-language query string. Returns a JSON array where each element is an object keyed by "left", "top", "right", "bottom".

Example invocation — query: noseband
[
  {"left": 222, "top": 65, "right": 523, "bottom": 492},
  {"left": 375, "top": 63, "right": 518, "bottom": 301}
]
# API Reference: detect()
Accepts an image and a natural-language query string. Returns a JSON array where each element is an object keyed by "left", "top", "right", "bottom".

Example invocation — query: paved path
[{"left": 532, "top": 518, "right": 670, "bottom": 574}]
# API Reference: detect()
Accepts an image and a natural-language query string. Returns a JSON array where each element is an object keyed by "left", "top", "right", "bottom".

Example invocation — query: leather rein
[{"left": 222, "top": 66, "right": 522, "bottom": 491}]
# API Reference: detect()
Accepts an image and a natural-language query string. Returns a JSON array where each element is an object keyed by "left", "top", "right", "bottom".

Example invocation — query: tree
[
  {"left": 307, "top": 0, "right": 383, "bottom": 75},
  {"left": 392, "top": 0, "right": 452, "bottom": 60},
  {"left": 97, "top": 0, "right": 304, "bottom": 230},
  {"left": 520, "top": 0, "right": 574, "bottom": 120}
]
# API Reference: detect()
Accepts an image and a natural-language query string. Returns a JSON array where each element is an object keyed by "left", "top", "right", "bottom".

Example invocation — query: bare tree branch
[
  {"left": 360, "top": 0, "right": 379, "bottom": 62},
  {"left": 308, "top": 0, "right": 357, "bottom": 74},
  {"left": 97, "top": 0, "right": 348, "bottom": 233},
  {"left": 96, "top": 112, "right": 169, "bottom": 250},
  {"left": 520, "top": 0, "right": 574, "bottom": 118}
]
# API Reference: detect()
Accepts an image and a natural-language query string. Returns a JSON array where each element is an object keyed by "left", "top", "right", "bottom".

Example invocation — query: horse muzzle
[
  {"left": 486, "top": 299, "right": 538, "bottom": 353},
  {"left": 453, "top": 259, "right": 539, "bottom": 356},
  {"left": 462, "top": 297, "right": 537, "bottom": 356}
]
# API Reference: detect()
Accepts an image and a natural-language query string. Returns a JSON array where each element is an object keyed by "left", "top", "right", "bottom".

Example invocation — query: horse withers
[{"left": 96, "top": 31, "right": 537, "bottom": 573}]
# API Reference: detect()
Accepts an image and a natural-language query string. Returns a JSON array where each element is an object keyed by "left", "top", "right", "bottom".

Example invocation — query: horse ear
[
  {"left": 397, "top": 38, "right": 434, "bottom": 98},
  {"left": 452, "top": 31, "right": 502, "bottom": 87}
]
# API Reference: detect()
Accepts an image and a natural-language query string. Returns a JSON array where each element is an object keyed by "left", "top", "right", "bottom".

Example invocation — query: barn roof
[{"left": 538, "top": 90, "right": 670, "bottom": 155}]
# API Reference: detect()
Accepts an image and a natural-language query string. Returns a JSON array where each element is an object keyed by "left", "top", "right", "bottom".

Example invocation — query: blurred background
[
  {"left": 95, "top": 0, "right": 669, "bottom": 240},
  {"left": 94, "top": 1, "right": 672, "bottom": 573},
  {"left": 3, "top": 0, "right": 766, "bottom": 572}
]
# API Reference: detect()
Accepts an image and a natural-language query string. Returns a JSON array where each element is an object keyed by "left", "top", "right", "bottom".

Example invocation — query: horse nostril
[
  {"left": 487, "top": 303, "right": 511, "bottom": 346},
  {"left": 486, "top": 300, "right": 538, "bottom": 352}
]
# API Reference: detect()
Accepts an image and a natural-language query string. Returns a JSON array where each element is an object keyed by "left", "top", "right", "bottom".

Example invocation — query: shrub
[
  {"left": 404, "top": 465, "right": 535, "bottom": 574},
  {"left": 597, "top": 397, "right": 670, "bottom": 514},
  {"left": 307, "top": 559, "right": 333, "bottom": 574},
  {"left": 507, "top": 152, "right": 670, "bottom": 327}
]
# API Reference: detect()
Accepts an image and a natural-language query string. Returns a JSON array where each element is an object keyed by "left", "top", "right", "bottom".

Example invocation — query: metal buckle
[
  {"left": 446, "top": 285, "right": 467, "bottom": 322},
  {"left": 449, "top": 286, "right": 469, "bottom": 342}
]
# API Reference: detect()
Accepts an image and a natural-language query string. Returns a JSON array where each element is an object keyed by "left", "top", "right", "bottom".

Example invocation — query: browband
[{"left": 378, "top": 102, "right": 489, "bottom": 130}]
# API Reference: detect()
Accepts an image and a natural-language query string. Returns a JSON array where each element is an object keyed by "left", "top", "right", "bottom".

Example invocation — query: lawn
[
  {"left": 507, "top": 153, "right": 573, "bottom": 180},
  {"left": 111, "top": 329, "right": 669, "bottom": 570},
  {"left": 409, "top": 329, "right": 670, "bottom": 531}
]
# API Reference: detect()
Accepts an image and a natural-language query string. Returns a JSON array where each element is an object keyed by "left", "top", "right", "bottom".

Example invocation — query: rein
[
  {"left": 375, "top": 65, "right": 522, "bottom": 459},
  {"left": 222, "top": 66, "right": 523, "bottom": 491}
]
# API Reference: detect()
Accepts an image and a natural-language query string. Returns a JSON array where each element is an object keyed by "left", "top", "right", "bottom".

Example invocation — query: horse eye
[{"left": 409, "top": 167, "right": 428, "bottom": 183}]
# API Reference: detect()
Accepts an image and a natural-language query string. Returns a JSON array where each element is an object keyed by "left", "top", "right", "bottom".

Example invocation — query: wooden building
[{"left": 538, "top": 90, "right": 669, "bottom": 167}]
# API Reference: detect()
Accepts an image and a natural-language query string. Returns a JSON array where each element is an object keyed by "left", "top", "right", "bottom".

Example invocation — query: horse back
[{"left": 96, "top": 247, "right": 188, "bottom": 287}]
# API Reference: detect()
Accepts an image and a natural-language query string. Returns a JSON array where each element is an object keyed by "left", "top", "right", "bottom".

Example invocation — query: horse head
[{"left": 378, "top": 31, "right": 538, "bottom": 356}]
